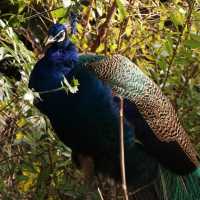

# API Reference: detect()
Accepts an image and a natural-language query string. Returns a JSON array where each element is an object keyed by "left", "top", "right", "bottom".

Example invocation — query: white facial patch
[{"left": 56, "top": 30, "right": 66, "bottom": 42}]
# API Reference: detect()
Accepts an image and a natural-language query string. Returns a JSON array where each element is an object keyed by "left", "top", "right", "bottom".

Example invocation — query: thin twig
[
  {"left": 97, "top": 187, "right": 104, "bottom": 200},
  {"left": 117, "top": 18, "right": 129, "bottom": 52},
  {"left": 0, "top": 146, "right": 56, "bottom": 164},
  {"left": 0, "top": 95, "right": 20, "bottom": 113},
  {"left": 161, "top": 0, "right": 195, "bottom": 89},
  {"left": 129, "top": 180, "right": 156, "bottom": 196},
  {"left": 47, "top": 148, "right": 64, "bottom": 200},
  {"left": 119, "top": 96, "right": 129, "bottom": 200},
  {"left": 84, "top": 0, "right": 94, "bottom": 28},
  {"left": 91, "top": 0, "right": 116, "bottom": 51},
  {"left": 29, "top": 5, "right": 50, "bottom": 30},
  {"left": 81, "top": 0, "right": 94, "bottom": 45},
  {"left": 25, "top": 6, "right": 63, "bottom": 20},
  {"left": 121, "top": 34, "right": 154, "bottom": 54},
  {"left": 0, "top": 153, "right": 23, "bottom": 164}
]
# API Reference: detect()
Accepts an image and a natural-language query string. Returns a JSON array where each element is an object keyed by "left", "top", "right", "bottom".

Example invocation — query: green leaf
[
  {"left": 185, "top": 40, "right": 200, "bottom": 49},
  {"left": 116, "top": 0, "right": 128, "bottom": 20},
  {"left": 8, "top": 15, "right": 25, "bottom": 27},
  {"left": 76, "top": 23, "right": 84, "bottom": 34},
  {"left": 21, "top": 163, "right": 37, "bottom": 174},
  {"left": 190, "top": 33, "right": 200, "bottom": 41},
  {"left": 0, "top": 179, "right": 4, "bottom": 191},
  {"left": 18, "top": 1, "right": 26, "bottom": 14},
  {"left": 170, "top": 9, "right": 185, "bottom": 27},
  {"left": 109, "top": 43, "right": 117, "bottom": 52},
  {"left": 125, "top": 18, "right": 132, "bottom": 36},
  {"left": 51, "top": 8, "right": 67, "bottom": 19},
  {"left": 96, "top": 43, "right": 105, "bottom": 53},
  {"left": 16, "top": 175, "right": 29, "bottom": 182},
  {"left": 62, "top": 76, "right": 79, "bottom": 94},
  {"left": 71, "top": 77, "right": 80, "bottom": 88},
  {"left": 157, "top": 57, "right": 167, "bottom": 70},
  {"left": 164, "top": 37, "right": 173, "bottom": 54}
]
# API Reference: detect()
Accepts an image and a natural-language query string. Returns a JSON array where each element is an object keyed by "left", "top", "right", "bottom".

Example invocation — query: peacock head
[{"left": 45, "top": 23, "right": 68, "bottom": 46}]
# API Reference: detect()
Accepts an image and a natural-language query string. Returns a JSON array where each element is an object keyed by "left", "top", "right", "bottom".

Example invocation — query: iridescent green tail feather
[{"left": 157, "top": 166, "right": 200, "bottom": 200}]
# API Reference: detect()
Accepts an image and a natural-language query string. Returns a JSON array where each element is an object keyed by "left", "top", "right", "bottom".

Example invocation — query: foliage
[{"left": 0, "top": 0, "right": 200, "bottom": 199}]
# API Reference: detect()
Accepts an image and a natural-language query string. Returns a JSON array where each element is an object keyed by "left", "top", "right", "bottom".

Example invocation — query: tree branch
[
  {"left": 161, "top": 0, "right": 195, "bottom": 89},
  {"left": 119, "top": 96, "right": 129, "bottom": 200},
  {"left": 91, "top": 0, "right": 116, "bottom": 52}
]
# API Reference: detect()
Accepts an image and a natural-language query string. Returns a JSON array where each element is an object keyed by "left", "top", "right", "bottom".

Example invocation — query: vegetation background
[{"left": 0, "top": 0, "right": 200, "bottom": 199}]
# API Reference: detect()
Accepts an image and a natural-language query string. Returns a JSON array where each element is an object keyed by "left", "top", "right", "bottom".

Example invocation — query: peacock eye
[
  {"left": 54, "top": 30, "right": 66, "bottom": 42},
  {"left": 56, "top": 32, "right": 63, "bottom": 39}
]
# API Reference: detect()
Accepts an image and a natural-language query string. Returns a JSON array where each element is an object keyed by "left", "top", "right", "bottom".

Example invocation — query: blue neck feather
[
  {"left": 29, "top": 39, "right": 78, "bottom": 92},
  {"left": 45, "top": 39, "right": 78, "bottom": 68}
]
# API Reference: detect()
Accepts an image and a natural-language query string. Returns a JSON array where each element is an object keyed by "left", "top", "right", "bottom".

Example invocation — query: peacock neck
[
  {"left": 44, "top": 39, "right": 78, "bottom": 74},
  {"left": 45, "top": 39, "right": 71, "bottom": 55}
]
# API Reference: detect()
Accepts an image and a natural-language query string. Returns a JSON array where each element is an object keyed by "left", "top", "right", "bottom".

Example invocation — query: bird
[{"left": 29, "top": 23, "right": 200, "bottom": 199}]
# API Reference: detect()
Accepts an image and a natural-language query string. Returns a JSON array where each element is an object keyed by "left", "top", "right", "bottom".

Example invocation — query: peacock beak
[{"left": 44, "top": 35, "right": 56, "bottom": 46}]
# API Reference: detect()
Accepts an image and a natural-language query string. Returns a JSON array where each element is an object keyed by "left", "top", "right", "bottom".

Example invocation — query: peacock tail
[
  {"left": 156, "top": 166, "right": 200, "bottom": 200},
  {"left": 126, "top": 165, "right": 200, "bottom": 200}
]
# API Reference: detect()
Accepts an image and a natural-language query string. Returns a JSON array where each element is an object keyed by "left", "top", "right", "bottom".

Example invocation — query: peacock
[{"left": 29, "top": 23, "right": 200, "bottom": 199}]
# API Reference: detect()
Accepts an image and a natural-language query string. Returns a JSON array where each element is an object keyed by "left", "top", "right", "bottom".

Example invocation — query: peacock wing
[{"left": 86, "top": 54, "right": 199, "bottom": 170}]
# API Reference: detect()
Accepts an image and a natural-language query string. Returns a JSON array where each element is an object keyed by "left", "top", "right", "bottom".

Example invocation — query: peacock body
[{"left": 29, "top": 23, "right": 200, "bottom": 199}]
